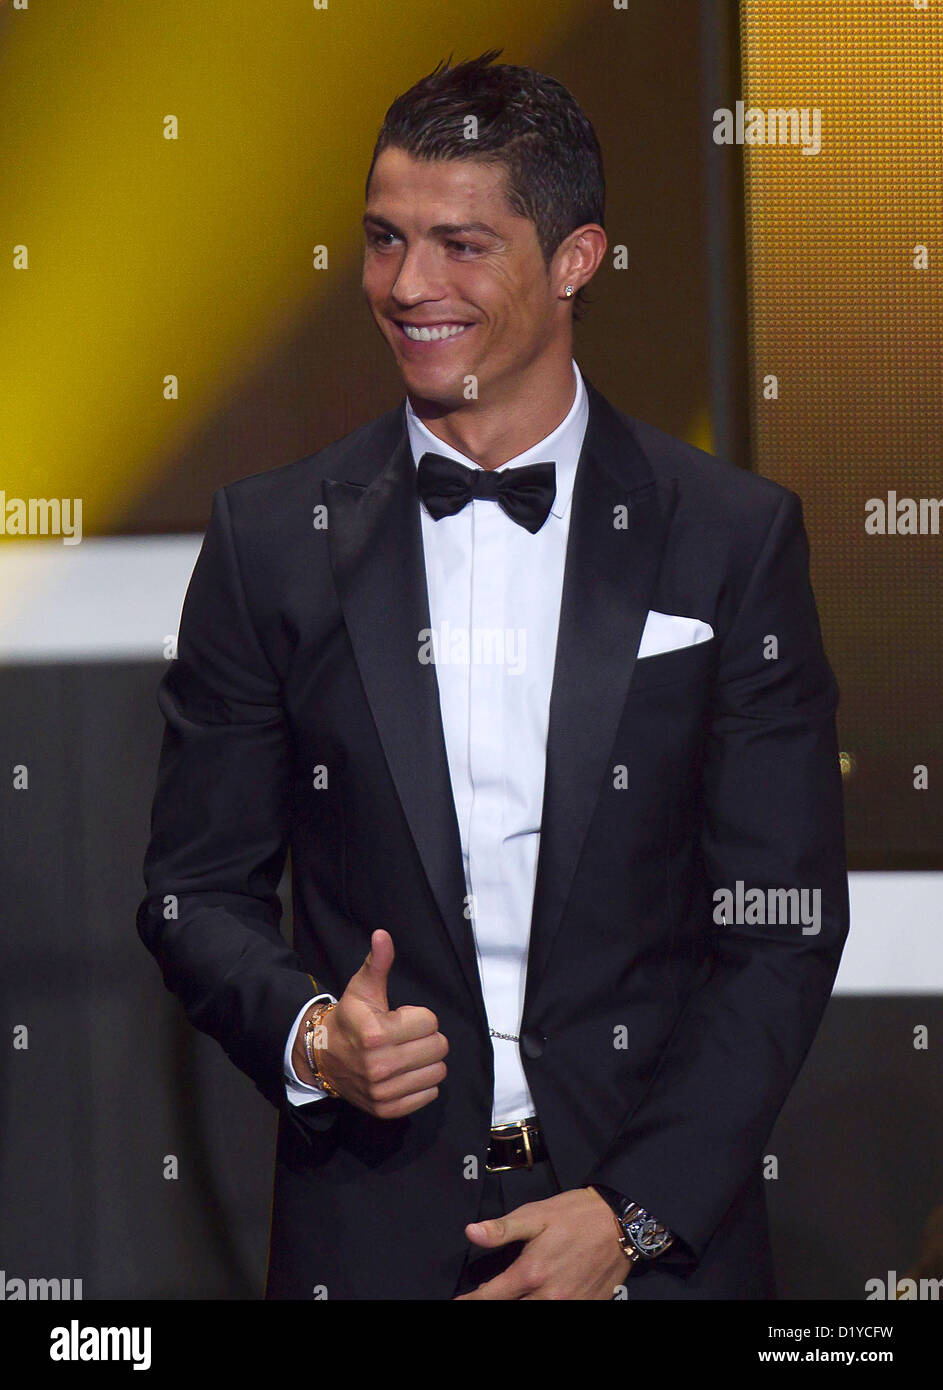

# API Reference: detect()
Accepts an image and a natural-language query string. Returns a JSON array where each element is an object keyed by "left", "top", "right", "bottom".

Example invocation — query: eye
[
  {"left": 447, "top": 240, "right": 481, "bottom": 255},
  {"left": 368, "top": 231, "right": 399, "bottom": 248}
]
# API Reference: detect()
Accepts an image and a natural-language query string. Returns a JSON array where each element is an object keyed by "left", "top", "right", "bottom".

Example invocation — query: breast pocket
[{"left": 628, "top": 636, "right": 716, "bottom": 692}]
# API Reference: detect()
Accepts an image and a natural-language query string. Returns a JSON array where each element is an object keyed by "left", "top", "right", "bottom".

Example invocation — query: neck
[{"left": 408, "top": 349, "right": 576, "bottom": 470}]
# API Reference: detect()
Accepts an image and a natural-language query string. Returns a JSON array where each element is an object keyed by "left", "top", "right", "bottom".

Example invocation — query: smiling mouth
[{"left": 395, "top": 321, "right": 473, "bottom": 343}]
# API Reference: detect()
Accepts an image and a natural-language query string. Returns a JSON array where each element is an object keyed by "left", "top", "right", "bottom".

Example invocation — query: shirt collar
[{"left": 404, "top": 358, "right": 587, "bottom": 520}]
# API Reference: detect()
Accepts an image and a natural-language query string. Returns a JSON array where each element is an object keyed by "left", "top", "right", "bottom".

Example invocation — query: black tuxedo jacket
[{"left": 138, "top": 374, "right": 849, "bottom": 1300}]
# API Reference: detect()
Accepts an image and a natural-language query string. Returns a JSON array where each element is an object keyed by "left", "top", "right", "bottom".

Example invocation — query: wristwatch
[{"left": 591, "top": 1184, "right": 675, "bottom": 1261}]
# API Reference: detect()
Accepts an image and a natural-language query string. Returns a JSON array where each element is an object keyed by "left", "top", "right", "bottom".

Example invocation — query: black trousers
[{"left": 453, "top": 1158, "right": 561, "bottom": 1296}]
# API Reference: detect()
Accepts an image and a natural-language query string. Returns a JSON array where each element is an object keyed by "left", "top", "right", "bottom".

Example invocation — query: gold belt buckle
[
  {"left": 520, "top": 1123, "right": 534, "bottom": 1168},
  {"left": 486, "top": 1118, "right": 537, "bottom": 1173}
]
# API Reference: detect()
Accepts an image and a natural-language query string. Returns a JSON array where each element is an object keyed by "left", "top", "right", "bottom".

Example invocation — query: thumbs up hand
[{"left": 295, "top": 930, "right": 449, "bottom": 1118}]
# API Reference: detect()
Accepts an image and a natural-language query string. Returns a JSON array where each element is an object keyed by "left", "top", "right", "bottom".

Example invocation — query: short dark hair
[{"left": 365, "top": 49, "right": 605, "bottom": 321}]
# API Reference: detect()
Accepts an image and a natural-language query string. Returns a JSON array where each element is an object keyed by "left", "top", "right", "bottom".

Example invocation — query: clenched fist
[{"left": 293, "top": 929, "right": 449, "bottom": 1118}]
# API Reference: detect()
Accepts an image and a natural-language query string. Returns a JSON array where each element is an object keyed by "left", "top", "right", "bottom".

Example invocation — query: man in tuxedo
[{"left": 138, "top": 52, "right": 849, "bottom": 1300}]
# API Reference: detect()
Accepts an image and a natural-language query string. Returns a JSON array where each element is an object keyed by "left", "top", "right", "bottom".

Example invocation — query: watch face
[{"left": 629, "top": 1216, "right": 672, "bottom": 1257}]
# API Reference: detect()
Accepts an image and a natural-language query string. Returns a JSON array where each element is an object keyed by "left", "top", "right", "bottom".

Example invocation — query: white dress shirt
[{"left": 284, "top": 358, "right": 588, "bottom": 1124}]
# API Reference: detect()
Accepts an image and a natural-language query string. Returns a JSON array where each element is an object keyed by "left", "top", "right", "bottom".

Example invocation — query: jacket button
[{"left": 521, "top": 1030, "right": 546, "bottom": 1059}]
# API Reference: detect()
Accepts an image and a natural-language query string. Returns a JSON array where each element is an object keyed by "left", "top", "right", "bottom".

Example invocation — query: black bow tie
[{"left": 416, "top": 452, "right": 556, "bottom": 534}]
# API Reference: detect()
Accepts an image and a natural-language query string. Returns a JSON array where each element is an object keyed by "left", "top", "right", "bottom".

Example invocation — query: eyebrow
[{"left": 362, "top": 213, "right": 502, "bottom": 240}]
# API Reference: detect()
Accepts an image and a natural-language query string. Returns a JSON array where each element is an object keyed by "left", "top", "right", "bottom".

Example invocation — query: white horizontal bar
[
  {"left": 836, "top": 872, "right": 943, "bottom": 995},
  {"left": 0, "top": 535, "right": 201, "bottom": 662}
]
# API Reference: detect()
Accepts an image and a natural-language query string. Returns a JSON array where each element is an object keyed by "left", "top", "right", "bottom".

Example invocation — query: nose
[{"left": 390, "top": 242, "right": 444, "bottom": 307}]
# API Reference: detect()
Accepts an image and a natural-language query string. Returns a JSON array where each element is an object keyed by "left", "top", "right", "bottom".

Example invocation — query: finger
[
  {"left": 347, "top": 930, "right": 395, "bottom": 1012},
  {"left": 370, "top": 1085, "right": 439, "bottom": 1119},
  {"left": 388, "top": 1004, "right": 442, "bottom": 1043},
  {"left": 465, "top": 1203, "right": 544, "bottom": 1248},
  {"left": 341, "top": 999, "right": 440, "bottom": 1049},
  {"left": 454, "top": 1264, "right": 529, "bottom": 1300},
  {"left": 369, "top": 1061, "right": 447, "bottom": 1102},
  {"left": 366, "top": 1031, "right": 448, "bottom": 1080}
]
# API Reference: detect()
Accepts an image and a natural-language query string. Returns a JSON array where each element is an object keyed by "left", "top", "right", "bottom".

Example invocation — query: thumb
[
  {"left": 465, "top": 1214, "right": 514, "bottom": 1247},
  {"left": 348, "top": 929, "right": 394, "bottom": 1013},
  {"left": 466, "top": 1204, "right": 540, "bottom": 1247}
]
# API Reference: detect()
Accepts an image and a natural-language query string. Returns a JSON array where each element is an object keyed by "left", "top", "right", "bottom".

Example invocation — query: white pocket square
[{"left": 637, "top": 610, "right": 714, "bottom": 659}]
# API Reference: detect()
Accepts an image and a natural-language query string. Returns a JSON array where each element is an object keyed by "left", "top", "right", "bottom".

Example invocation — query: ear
[{"left": 553, "top": 223, "right": 608, "bottom": 299}]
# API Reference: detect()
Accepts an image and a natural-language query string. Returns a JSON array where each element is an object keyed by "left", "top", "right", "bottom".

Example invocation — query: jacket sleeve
[
  {"left": 137, "top": 486, "right": 325, "bottom": 1111},
  {"left": 584, "top": 488, "right": 850, "bottom": 1271}
]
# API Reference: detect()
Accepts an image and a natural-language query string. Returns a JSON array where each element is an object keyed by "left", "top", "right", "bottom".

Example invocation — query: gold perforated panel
[{"left": 740, "top": 0, "right": 943, "bottom": 866}]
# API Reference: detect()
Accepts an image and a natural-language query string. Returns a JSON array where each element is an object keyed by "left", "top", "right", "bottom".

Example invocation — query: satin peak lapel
[
  {"left": 324, "top": 430, "right": 487, "bottom": 1026},
  {"left": 522, "top": 381, "right": 679, "bottom": 1013}
]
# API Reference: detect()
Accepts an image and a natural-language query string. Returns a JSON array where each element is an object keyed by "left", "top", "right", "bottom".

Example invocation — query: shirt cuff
[{"left": 283, "top": 993, "right": 338, "bottom": 1106}]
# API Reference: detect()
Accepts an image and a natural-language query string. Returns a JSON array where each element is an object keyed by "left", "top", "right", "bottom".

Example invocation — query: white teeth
[{"left": 402, "top": 323, "right": 469, "bottom": 342}]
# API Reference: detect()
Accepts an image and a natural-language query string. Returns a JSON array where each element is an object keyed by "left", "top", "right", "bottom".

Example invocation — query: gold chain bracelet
[{"left": 303, "top": 1001, "right": 340, "bottom": 1097}]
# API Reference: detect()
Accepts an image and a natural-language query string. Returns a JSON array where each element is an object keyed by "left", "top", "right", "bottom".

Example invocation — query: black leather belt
[{"left": 485, "top": 1116, "right": 547, "bottom": 1171}]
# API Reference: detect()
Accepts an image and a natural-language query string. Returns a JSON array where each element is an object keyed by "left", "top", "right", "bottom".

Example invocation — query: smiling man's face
[{"left": 362, "top": 146, "right": 566, "bottom": 413}]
